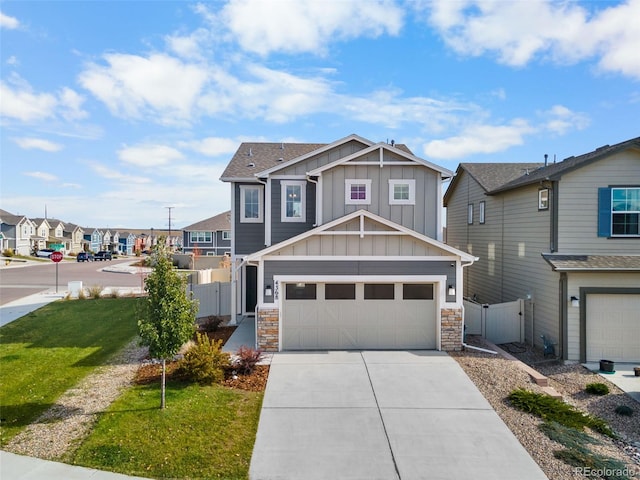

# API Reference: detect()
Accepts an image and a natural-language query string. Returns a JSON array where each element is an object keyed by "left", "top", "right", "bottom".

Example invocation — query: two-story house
[
  {"left": 0, "top": 209, "right": 34, "bottom": 255},
  {"left": 84, "top": 228, "right": 103, "bottom": 252},
  {"left": 63, "top": 223, "right": 85, "bottom": 254},
  {"left": 31, "top": 218, "right": 53, "bottom": 253},
  {"left": 221, "top": 134, "right": 476, "bottom": 352},
  {"left": 444, "top": 136, "right": 640, "bottom": 363},
  {"left": 182, "top": 211, "right": 231, "bottom": 256}
]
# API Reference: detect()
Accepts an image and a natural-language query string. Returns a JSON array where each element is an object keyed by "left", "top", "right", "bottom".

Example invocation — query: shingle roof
[
  {"left": 0, "top": 209, "right": 26, "bottom": 225},
  {"left": 542, "top": 254, "right": 640, "bottom": 271},
  {"left": 183, "top": 211, "right": 231, "bottom": 232},
  {"left": 220, "top": 138, "right": 415, "bottom": 180},
  {"left": 461, "top": 163, "right": 545, "bottom": 192}
]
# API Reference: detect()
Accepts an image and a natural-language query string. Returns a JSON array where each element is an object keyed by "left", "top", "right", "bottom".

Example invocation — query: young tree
[{"left": 138, "top": 242, "right": 198, "bottom": 408}]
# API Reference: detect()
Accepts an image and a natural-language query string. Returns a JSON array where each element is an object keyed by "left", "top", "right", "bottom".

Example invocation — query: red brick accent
[
  {"left": 257, "top": 307, "right": 279, "bottom": 352},
  {"left": 440, "top": 308, "right": 463, "bottom": 351}
]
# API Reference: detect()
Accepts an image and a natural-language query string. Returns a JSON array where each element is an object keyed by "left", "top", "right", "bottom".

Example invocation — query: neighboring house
[
  {"left": 0, "top": 209, "right": 34, "bottom": 255},
  {"left": 444, "top": 136, "right": 640, "bottom": 363},
  {"left": 31, "top": 218, "right": 53, "bottom": 253},
  {"left": 63, "top": 223, "right": 85, "bottom": 254},
  {"left": 102, "top": 230, "right": 112, "bottom": 251},
  {"left": 221, "top": 134, "right": 476, "bottom": 352},
  {"left": 84, "top": 228, "right": 103, "bottom": 252},
  {"left": 182, "top": 211, "right": 231, "bottom": 256},
  {"left": 118, "top": 232, "right": 136, "bottom": 255}
]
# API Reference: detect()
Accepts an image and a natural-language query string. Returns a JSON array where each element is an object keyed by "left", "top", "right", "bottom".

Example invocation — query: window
[
  {"left": 612, "top": 187, "right": 640, "bottom": 236},
  {"left": 479, "top": 201, "right": 486, "bottom": 224},
  {"left": 240, "top": 185, "right": 263, "bottom": 223},
  {"left": 190, "top": 231, "right": 212, "bottom": 243},
  {"left": 325, "top": 284, "right": 356, "bottom": 300},
  {"left": 345, "top": 179, "right": 372, "bottom": 205},
  {"left": 281, "top": 180, "right": 306, "bottom": 222},
  {"left": 286, "top": 283, "right": 317, "bottom": 300},
  {"left": 222, "top": 231, "right": 231, "bottom": 240},
  {"left": 364, "top": 284, "right": 395, "bottom": 300},
  {"left": 403, "top": 284, "right": 434, "bottom": 300},
  {"left": 538, "top": 189, "right": 549, "bottom": 210},
  {"left": 467, "top": 204, "right": 474, "bottom": 224},
  {"left": 388, "top": 179, "right": 416, "bottom": 205}
]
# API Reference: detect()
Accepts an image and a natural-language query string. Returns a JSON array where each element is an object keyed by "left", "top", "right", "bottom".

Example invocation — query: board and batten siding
[
  {"left": 277, "top": 140, "right": 369, "bottom": 176},
  {"left": 321, "top": 161, "right": 439, "bottom": 237},
  {"left": 557, "top": 150, "right": 640, "bottom": 253},
  {"left": 565, "top": 272, "right": 640, "bottom": 361},
  {"left": 233, "top": 183, "right": 266, "bottom": 255},
  {"left": 270, "top": 180, "right": 316, "bottom": 245}
]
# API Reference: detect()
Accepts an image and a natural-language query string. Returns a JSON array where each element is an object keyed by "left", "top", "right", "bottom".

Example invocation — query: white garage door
[
  {"left": 586, "top": 294, "right": 640, "bottom": 363},
  {"left": 282, "top": 282, "right": 437, "bottom": 350}
]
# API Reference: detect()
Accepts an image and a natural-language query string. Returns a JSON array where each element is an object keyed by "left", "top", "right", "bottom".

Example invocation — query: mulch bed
[{"left": 133, "top": 323, "right": 269, "bottom": 393}]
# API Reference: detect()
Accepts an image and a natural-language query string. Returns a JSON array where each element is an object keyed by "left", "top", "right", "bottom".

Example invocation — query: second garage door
[{"left": 282, "top": 282, "right": 437, "bottom": 350}]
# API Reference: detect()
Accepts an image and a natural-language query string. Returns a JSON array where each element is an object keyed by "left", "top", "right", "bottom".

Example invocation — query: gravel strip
[
  {"left": 452, "top": 337, "right": 640, "bottom": 480},
  {"left": 4, "top": 339, "right": 148, "bottom": 460}
]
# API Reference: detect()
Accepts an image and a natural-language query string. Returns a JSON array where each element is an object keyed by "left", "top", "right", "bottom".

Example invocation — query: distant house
[
  {"left": 182, "top": 211, "right": 231, "bottom": 256},
  {"left": 0, "top": 209, "right": 34, "bottom": 255},
  {"left": 444, "top": 136, "right": 640, "bottom": 363},
  {"left": 63, "top": 223, "right": 85, "bottom": 254},
  {"left": 31, "top": 218, "right": 53, "bottom": 253},
  {"left": 84, "top": 228, "right": 103, "bottom": 252},
  {"left": 118, "top": 232, "right": 136, "bottom": 255}
]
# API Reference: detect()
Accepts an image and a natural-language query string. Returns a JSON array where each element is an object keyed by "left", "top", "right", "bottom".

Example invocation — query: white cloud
[
  {"left": 422, "top": 120, "right": 535, "bottom": 159},
  {"left": 165, "top": 28, "right": 212, "bottom": 59},
  {"left": 117, "top": 144, "right": 184, "bottom": 167},
  {"left": 426, "top": 0, "right": 640, "bottom": 79},
  {"left": 24, "top": 171, "right": 58, "bottom": 182},
  {"left": 540, "top": 105, "right": 590, "bottom": 135},
  {"left": 78, "top": 53, "right": 210, "bottom": 125},
  {"left": 86, "top": 161, "right": 151, "bottom": 184},
  {"left": 210, "top": 0, "right": 404, "bottom": 56},
  {"left": 180, "top": 136, "right": 239, "bottom": 157},
  {"left": 0, "top": 12, "right": 19, "bottom": 29},
  {"left": 6, "top": 55, "right": 19, "bottom": 66},
  {"left": 14, "top": 137, "right": 64, "bottom": 152}
]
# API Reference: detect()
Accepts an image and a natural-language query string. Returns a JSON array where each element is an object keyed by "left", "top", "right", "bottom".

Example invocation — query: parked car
[
  {"left": 77, "top": 252, "right": 94, "bottom": 262},
  {"left": 94, "top": 251, "right": 113, "bottom": 261},
  {"left": 36, "top": 248, "right": 55, "bottom": 258}
]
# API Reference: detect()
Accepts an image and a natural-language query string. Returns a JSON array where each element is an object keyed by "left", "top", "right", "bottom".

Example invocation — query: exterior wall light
[
  {"left": 265, "top": 285, "right": 272, "bottom": 297},
  {"left": 448, "top": 285, "right": 456, "bottom": 296},
  {"left": 570, "top": 295, "right": 579, "bottom": 307}
]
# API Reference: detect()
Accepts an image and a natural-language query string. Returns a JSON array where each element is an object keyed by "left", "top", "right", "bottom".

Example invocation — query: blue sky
[{"left": 1, "top": 0, "right": 639, "bottom": 230}]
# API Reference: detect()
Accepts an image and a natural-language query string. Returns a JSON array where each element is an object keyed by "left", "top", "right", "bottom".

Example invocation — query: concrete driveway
[{"left": 250, "top": 350, "right": 547, "bottom": 480}]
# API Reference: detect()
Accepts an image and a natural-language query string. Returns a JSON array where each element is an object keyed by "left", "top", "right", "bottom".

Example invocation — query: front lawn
[
  {"left": 67, "top": 377, "right": 263, "bottom": 480},
  {"left": 0, "top": 298, "right": 139, "bottom": 444}
]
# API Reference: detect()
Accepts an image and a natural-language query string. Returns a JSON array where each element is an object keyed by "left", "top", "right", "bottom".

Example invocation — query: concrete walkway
[
  {"left": 583, "top": 363, "right": 640, "bottom": 403},
  {"left": 0, "top": 290, "right": 64, "bottom": 327},
  {"left": 250, "top": 350, "right": 548, "bottom": 480}
]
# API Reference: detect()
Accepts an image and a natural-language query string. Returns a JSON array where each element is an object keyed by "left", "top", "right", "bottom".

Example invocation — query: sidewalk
[{"left": 0, "top": 290, "right": 64, "bottom": 327}]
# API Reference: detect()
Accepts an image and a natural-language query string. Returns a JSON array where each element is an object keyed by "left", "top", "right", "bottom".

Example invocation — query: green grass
[
  {"left": 68, "top": 379, "right": 263, "bottom": 480},
  {"left": 0, "top": 298, "right": 139, "bottom": 445}
]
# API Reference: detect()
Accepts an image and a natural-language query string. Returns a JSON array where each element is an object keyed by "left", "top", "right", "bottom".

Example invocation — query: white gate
[
  {"left": 188, "top": 282, "right": 231, "bottom": 317},
  {"left": 464, "top": 299, "right": 524, "bottom": 344}
]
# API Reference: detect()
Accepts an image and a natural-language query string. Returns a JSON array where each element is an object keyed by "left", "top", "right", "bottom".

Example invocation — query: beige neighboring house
[
  {"left": 444, "top": 136, "right": 640, "bottom": 363},
  {"left": 30, "top": 218, "right": 52, "bottom": 253},
  {"left": 46, "top": 218, "right": 67, "bottom": 251},
  {"left": 63, "top": 223, "right": 85, "bottom": 254},
  {"left": 0, "top": 209, "right": 34, "bottom": 255}
]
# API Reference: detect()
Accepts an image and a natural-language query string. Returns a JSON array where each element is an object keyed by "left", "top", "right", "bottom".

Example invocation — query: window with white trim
[
  {"left": 538, "top": 189, "right": 549, "bottom": 210},
  {"left": 222, "top": 231, "right": 231, "bottom": 240},
  {"left": 479, "top": 201, "right": 486, "bottom": 224},
  {"left": 612, "top": 187, "right": 640, "bottom": 236},
  {"left": 190, "top": 231, "right": 212, "bottom": 243},
  {"left": 345, "top": 179, "right": 372, "bottom": 205},
  {"left": 388, "top": 179, "right": 416, "bottom": 205},
  {"left": 467, "top": 204, "right": 474, "bottom": 224},
  {"left": 240, "top": 185, "right": 263, "bottom": 223},
  {"left": 281, "top": 180, "right": 306, "bottom": 222}
]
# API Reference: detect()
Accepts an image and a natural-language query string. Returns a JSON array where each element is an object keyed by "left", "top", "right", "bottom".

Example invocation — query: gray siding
[
  {"left": 278, "top": 140, "right": 368, "bottom": 175},
  {"left": 234, "top": 183, "right": 266, "bottom": 255},
  {"left": 263, "top": 260, "right": 456, "bottom": 303},
  {"left": 271, "top": 180, "right": 316, "bottom": 244}
]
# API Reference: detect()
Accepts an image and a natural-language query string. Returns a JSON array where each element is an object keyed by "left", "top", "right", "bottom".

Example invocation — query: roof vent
[
  {"left": 280, "top": 142, "right": 284, "bottom": 150},
  {"left": 390, "top": 139, "right": 395, "bottom": 146},
  {"left": 247, "top": 162, "right": 255, "bottom": 168},
  {"left": 278, "top": 157, "right": 284, "bottom": 162},
  {"left": 596, "top": 144, "right": 610, "bottom": 151},
  {"left": 248, "top": 148, "right": 253, "bottom": 156}
]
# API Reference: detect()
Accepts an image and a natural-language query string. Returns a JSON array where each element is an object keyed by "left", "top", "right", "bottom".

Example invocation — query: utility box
[{"left": 68, "top": 281, "right": 83, "bottom": 298}]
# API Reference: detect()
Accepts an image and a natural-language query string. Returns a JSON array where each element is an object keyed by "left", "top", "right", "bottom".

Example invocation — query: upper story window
[
  {"left": 240, "top": 185, "right": 263, "bottom": 223},
  {"left": 281, "top": 180, "right": 306, "bottom": 222},
  {"left": 467, "top": 204, "right": 474, "bottom": 225},
  {"left": 190, "top": 231, "right": 212, "bottom": 243},
  {"left": 388, "top": 179, "right": 416, "bottom": 205},
  {"left": 538, "top": 189, "right": 549, "bottom": 210},
  {"left": 479, "top": 201, "right": 486, "bottom": 224},
  {"left": 222, "top": 231, "right": 231, "bottom": 240},
  {"left": 345, "top": 179, "right": 372, "bottom": 205},
  {"left": 612, "top": 187, "right": 639, "bottom": 236}
]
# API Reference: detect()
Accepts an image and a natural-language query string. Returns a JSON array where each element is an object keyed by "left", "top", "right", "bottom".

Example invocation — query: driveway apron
[{"left": 249, "top": 350, "right": 547, "bottom": 480}]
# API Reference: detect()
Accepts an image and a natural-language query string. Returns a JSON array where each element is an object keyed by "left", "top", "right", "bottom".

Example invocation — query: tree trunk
[{"left": 161, "top": 358, "right": 166, "bottom": 409}]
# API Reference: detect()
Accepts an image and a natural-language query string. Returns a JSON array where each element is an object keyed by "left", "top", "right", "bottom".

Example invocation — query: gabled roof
[
  {"left": 246, "top": 209, "right": 477, "bottom": 263},
  {"left": 31, "top": 218, "right": 52, "bottom": 228},
  {"left": 183, "top": 211, "right": 231, "bottom": 232},
  {"left": 490, "top": 136, "right": 640, "bottom": 194},
  {"left": 0, "top": 209, "right": 28, "bottom": 226}
]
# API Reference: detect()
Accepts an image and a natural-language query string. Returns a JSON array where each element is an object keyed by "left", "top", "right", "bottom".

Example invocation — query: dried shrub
[
  {"left": 88, "top": 285, "right": 104, "bottom": 299},
  {"left": 177, "top": 332, "right": 230, "bottom": 385},
  {"left": 233, "top": 346, "right": 264, "bottom": 375},
  {"left": 200, "top": 315, "right": 224, "bottom": 333}
]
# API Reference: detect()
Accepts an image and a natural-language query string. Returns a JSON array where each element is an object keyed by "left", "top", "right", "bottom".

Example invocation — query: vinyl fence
[
  {"left": 188, "top": 282, "right": 231, "bottom": 317},
  {"left": 464, "top": 298, "right": 524, "bottom": 345}
]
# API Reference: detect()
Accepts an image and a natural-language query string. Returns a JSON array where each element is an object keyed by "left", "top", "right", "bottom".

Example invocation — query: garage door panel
[{"left": 586, "top": 294, "right": 640, "bottom": 363}]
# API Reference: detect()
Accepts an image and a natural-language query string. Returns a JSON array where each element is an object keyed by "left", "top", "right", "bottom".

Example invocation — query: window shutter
[{"left": 597, "top": 187, "right": 611, "bottom": 237}]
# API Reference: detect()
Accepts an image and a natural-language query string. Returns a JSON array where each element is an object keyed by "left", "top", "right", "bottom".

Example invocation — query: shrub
[
  {"left": 233, "top": 346, "right": 264, "bottom": 375},
  {"left": 508, "top": 389, "right": 613, "bottom": 437},
  {"left": 177, "top": 333, "right": 230, "bottom": 385},
  {"left": 77, "top": 289, "right": 87, "bottom": 300},
  {"left": 2, "top": 248, "right": 14, "bottom": 257},
  {"left": 614, "top": 405, "right": 633, "bottom": 417},
  {"left": 585, "top": 382, "right": 609, "bottom": 395},
  {"left": 200, "top": 316, "right": 224, "bottom": 332},
  {"left": 109, "top": 288, "right": 120, "bottom": 298},
  {"left": 539, "top": 422, "right": 599, "bottom": 453},
  {"left": 553, "top": 450, "right": 630, "bottom": 479},
  {"left": 88, "top": 285, "right": 104, "bottom": 299}
]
